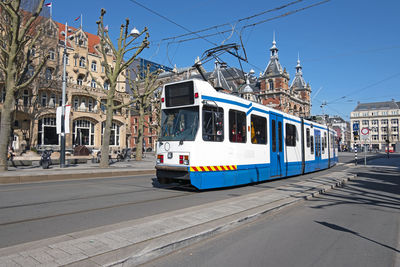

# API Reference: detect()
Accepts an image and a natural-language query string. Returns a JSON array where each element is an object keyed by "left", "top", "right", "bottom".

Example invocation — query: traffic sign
[
  {"left": 353, "top": 123, "right": 359, "bottom": 131},
  {"left": 361, "top": 127, "right": 369, "bottom": 135},
  {"left": 360, "top": 127, "right": 370, "bottom": 140}
]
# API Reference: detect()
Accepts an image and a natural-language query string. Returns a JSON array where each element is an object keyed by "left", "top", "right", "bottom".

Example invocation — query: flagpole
[
  {"left": 81, "top": 13, "right": 83, "bottom": 29},
  {"left": 50, "top": 5, "right": 52, "bottom": 18}
]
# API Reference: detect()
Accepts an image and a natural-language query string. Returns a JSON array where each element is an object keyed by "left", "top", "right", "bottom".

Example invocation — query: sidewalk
[
  {"left": 0, "top": 154, "right": 156, "bottom": 184},
  {"left": 0, "top": 170, "right": 355, "bottom": 266}
]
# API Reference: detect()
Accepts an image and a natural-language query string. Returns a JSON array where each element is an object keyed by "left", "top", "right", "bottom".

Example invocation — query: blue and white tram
[{"left": 155, "top": 79, "right": 338, "bottom": 190}]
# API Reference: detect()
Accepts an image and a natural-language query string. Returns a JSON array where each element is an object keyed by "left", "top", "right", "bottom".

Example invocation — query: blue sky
[{"left": 49, "top": 0, "right": 400, "bottom": 120}]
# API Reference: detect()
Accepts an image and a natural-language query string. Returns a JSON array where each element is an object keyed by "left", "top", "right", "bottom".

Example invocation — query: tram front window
[{"left": 159, "top": 106, "right": 199, "bottom": 141}]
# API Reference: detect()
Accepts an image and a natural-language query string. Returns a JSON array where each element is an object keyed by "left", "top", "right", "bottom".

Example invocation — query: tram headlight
[
  {"left": 157, "top": 154, "right": 164, "bottom": 164},
  {"left": 184, "top": 155, "right": 189, "bottom": 165}
]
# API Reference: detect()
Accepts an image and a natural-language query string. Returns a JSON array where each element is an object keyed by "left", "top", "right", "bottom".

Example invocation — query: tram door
[
  {"left": 270, "top": 113, "right": 285, "bottom": 178},
  {"left": 314, "top": 130, "right": 321, "bottom": 169}
]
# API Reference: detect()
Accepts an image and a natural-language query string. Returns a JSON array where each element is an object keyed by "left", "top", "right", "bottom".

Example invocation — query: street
[
  {"left": 142, "top": 155, "right": 400, "bottom": 267},
  {"left": 0, "top": 161, "right": 349, "bottom": 248}
]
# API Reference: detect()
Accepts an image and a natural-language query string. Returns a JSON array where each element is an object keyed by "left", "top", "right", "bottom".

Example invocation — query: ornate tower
[
  {"left": 290, "top": 55, "right": 311, "bottom": 117},
  {"left": 259, "top": 33, "right": 290, "bottom": 112}
]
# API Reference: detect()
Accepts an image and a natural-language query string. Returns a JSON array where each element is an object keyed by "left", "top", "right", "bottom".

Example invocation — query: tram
[{"left": 155, "top": 78, "right": 338, "bottom": 190}]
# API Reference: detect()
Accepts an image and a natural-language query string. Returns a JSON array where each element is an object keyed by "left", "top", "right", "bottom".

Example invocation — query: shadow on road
[{"left": 315, "top": 221, "right": 400, "bottom": 253}]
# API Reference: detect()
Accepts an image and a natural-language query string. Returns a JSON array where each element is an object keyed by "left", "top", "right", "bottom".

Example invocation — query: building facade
[
  {"left": 350, "top": 100, "right": 400, "bottom": 151},
  {"left": 0, "top": 18, "right": 130, "bottom": 155}
]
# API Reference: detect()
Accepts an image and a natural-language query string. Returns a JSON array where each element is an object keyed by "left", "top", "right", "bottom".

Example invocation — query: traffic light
[{"left": 353, "top": 131, "right": 359, "bottom": 141}]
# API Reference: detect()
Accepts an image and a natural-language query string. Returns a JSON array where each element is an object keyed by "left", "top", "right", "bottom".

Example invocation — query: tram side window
[
  {"left": 202, "top": 106, "right": 224, "bottom": 142},
  {"left": 285, "top": 123, "right": 296, "bottom": 147},
  {"left": 229, "top": 110, "right": 246, "bottom": 143},
  {"left": 310, "top": 135, "right": 314, "bottom": 154},
  {"left": 306, "top": 128, "right": 310, "bottom": 147},
  {"left": 251, "top": 115, "right": 267, "bottom": 144},
  {"left": 322, "top": 132, "right": 326, "bottom": 153}
]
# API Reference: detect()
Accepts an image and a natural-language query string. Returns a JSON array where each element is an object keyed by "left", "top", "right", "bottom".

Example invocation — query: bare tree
[
  {"left": 127, "top": 65, "right": 162, "bottom": 160},
  {"left": 96, "top": 8, "right": 149, "bottom": 167},
  {"left": 0, "top": 0, "right": 47, "bottom": 171}
]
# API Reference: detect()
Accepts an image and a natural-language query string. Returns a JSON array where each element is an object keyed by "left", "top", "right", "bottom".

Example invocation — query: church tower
[
  {"left": 289, "top": 55, "right": 311, "bottom": 117},
  {"left": 259, "top": 34, "right": 290, "bottom": 112}
]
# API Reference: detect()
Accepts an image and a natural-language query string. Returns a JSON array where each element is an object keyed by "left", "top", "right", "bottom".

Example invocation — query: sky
[{"left": 47, "top": 0, "right": 400, "bottom": 120}]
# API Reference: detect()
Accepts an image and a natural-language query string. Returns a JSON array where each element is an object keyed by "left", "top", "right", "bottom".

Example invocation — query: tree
[
  {"left": 96, "top": 9, "right": 149, "bottom": 167},
  {"left": 127, "top": 65, "right": 162, "bottom": 160},
  {"left": 0, "top": 0, "right": 47, "bottom": 171}
]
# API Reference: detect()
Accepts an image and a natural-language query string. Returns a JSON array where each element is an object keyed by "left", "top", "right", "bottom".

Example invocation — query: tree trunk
[
  {"left": 100, "top": 103, "right": 113, "bottom": 167},
  {"left": 0, "top": 93, "right": 16, "bottom": 172},
  {"left": 136, "top": 105, "right": 145, "bottom": 161}
]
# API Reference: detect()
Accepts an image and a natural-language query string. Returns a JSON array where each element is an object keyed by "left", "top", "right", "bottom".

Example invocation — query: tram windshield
[{"left": 159, "top": 106, "right": 199, "bottom": 141}]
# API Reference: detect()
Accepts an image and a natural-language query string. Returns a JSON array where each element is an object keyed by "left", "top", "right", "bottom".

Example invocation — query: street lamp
[{"left": 60, "top": 23, "right": 74, "bottom": 168}]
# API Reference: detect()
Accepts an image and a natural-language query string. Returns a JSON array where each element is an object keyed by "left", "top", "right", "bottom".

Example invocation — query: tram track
[{"left": 0, "top": 184, "right": 196, "bottom": 227}]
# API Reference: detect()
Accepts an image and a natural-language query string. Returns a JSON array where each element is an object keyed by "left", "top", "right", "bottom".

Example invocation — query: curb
[{"left": 0, "top": 170, "right": 156, "bottom": 184}]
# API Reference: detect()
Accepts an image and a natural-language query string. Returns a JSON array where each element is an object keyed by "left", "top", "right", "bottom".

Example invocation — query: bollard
[{"left": 355, "top": 145, "right": 358, "bottom": 166}]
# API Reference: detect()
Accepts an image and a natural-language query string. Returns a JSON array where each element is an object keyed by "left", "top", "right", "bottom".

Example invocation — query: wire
[{"left": 327, "top": 72, "right": 400, "bottom": 104}]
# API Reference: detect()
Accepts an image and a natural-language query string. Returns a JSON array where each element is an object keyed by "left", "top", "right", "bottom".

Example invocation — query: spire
[
  {"left": 270, "top": 31, "right": 278, "bottom": 58},
  {"left": 296, "top": 52, "right": 302, "bottom": 74},
  {"left": 291, "top": 54, "right": 306, "bottom": 90},
  {"left": 262, "top": 32, "right": 283, "bottom": 78}
]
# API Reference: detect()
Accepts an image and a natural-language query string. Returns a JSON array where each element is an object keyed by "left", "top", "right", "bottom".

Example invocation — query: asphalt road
[
  {"left": 142, "top": 156, "right": 400, "bottom": 267},
  {"left": 0, "top": 152, "right": 385, "bottom": 249},
  {"left": 0, "top": 164, "right": 352, "bottom": 248}
]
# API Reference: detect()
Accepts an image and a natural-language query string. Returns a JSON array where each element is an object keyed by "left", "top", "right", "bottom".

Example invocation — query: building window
[
  {"left": 77, "top": 75, "right": 84, "bottom": 86},
  {"left": 41, "top": 92, "right": 47, "bottom": 106},
  {"left": 104, "top": 81, "right": 110, "bottom": 90},
  {"left": 79, "top": 57, "right": 86, "bottom": 67},
  {"left": 91, "top": 61, "right": 97, "bottom": 72},
  {"left": 229, "top": 110, "right": 246, "bottom": 143},
  {"left": 73, "top": 96, "right": 79, "bottom": 110},
  {"left": 392, "top": 126, "right": 398, "bottom": 133},
  {"left": 37, "top": 117, "right": 58, "bottom": 145},
  {"left": 73, "top": 119, "right": 95, "bottom": 146},
  {"left": 391, "top": 119, "right": 398, "bottom": 125},
  {"left": 381, "top": 127, "right": 388, "bottom": 133},
  {"left": 285, "top": 123, "right": 297, "bottom": 147},
  {"left": 251, "top": 115, "right": 267, "bottom": 144},
  {"left": 102, "top": 121, "right": 121, "bottom": 146},
  {"left": 88, "top": 98, "right": 93, "bottom": 112},
  {"left": 45, "top": 68, "right": 53, "bottom": 80},
  {"left": 23, "top": 89, "right": 30, "bottom": 107},
  {"left": 91, "top": 79, "right": 96, "bottom": 88},
  {"left": 268, "top": 80, "right": 274, "bottom": 90},
  {"left": 362, "top": 120, "right": 369, "bottom": 125},
  {"left": 381, "top": 119, "right": 388, "bottom": 125},
  {"left": 49, "top": 49, "right": 55, "bottom": 60},
  {"left": 372, "top": 120, "right": 378, "bottom": 125},
  {"left": 202, "top": 105, "right": 224, "bottom": 142},
  {"left": 134, "top": 126, "right": 137, "bottom": 134},
  {"left": 372, "top": 135, "right": 379, "bottom": 141},
  {"left": 28, "top": 65, "right": 34, "bottom": 77}
]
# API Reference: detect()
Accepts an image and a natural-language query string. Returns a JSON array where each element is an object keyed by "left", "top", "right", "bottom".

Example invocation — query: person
[{"left": 232, "top": 124, "right": 243, "bottom": 142}]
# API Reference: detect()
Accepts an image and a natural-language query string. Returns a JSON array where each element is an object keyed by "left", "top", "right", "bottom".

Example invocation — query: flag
[
  {"left": 45, "top": 2, "right": 52, "bottom": 7},
  {"left": 74, "top": 15, "right": 81, "bottom": 21}
]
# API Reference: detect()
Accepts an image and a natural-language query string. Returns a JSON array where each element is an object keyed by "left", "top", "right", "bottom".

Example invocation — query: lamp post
[{"left": 60, "top": 22, "right": 73, "bottom": 168}]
